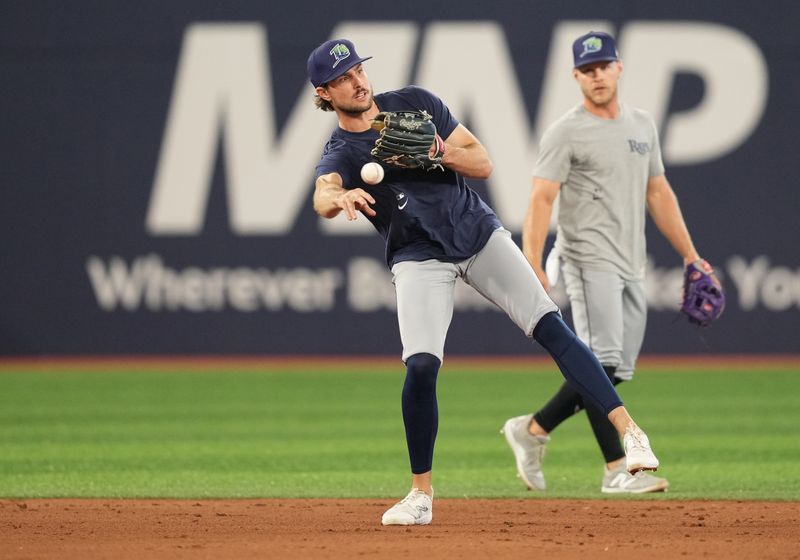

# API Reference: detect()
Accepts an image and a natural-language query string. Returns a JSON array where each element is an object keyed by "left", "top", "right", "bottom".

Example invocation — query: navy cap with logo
[
  {"left": 572, "top": 31, "right": 619, "bottom": 69},
  {"left": 307, "top": 39, "right": 372, "bottom": 87}
]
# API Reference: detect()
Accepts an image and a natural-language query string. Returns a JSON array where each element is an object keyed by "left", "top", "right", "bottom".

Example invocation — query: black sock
[
  {"left": 533, "top": 381, "right": 583, "bottom": 432},
  {"left": 401, "top": 353, "right": 441, "bottom": 474}
]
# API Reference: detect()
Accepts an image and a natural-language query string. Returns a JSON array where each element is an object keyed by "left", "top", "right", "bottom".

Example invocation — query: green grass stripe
[{"left": 1, "top": 365, "right": 798, "bottom": 500}]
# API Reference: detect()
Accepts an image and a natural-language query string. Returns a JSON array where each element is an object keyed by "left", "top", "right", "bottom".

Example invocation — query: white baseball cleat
[
  {"left": 602, "top": 463, "right": 669, "bottom": 493},
  {"left": 623, "top": 425, "right": 659, "bottom": 473},
  {"left": 501, "top": 414, "right": 549, "bottom": 491},
  {"left": 381, "top": 488, "right": 433, "bottom": 526}
]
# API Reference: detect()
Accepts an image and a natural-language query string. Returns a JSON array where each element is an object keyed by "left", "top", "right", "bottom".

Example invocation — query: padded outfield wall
[{"left": 1, "top": 1, "right": 797, "bottom": 356}]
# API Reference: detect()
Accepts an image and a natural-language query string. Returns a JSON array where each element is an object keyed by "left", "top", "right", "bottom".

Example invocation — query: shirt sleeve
[
  {"left": 403, "top": 86, "right": 459, "bottom": 139},
  {"left": 534, "top": 123, "right": 572, "bottom": 183},
  {"left": 647, "top": 116, "right": 666, "bottom": 177},
  {"left": 315, "top": 137, "right": 354, "bottom": 187}
]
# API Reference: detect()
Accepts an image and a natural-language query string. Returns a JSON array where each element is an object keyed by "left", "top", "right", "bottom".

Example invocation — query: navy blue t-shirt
[{"left": 315, "top": 86, "right": 502, "bottom": 268}]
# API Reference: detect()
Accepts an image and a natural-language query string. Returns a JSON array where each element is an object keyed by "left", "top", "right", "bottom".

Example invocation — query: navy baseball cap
[
  {"left": 307, "top": 38, "right": 372, "bottom": 87},
  {"left": 572, "top": 31, "right": 619, "bottom": 68}
]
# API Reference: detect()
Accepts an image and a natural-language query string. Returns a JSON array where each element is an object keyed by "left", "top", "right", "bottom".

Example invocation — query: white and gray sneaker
[
  {"left": 623, "top": 425, "right": 659, "bottom": 473},
  {"left": 500, "top": 414, "right": 550, "bottom": 491},
  {"left": 381, "top": 488, "right": 433, "bottom": 526},
  {"left": 602, "top": 463, "right": 669, "bottom": 494}
]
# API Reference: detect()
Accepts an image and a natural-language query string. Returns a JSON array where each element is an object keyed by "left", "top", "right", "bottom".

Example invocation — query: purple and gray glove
[{"left": 681, "top": 259, "right": 725, "bottom": 327}]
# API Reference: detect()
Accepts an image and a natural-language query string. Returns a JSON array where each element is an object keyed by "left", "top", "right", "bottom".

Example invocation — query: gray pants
[
  {"left": 392, "top": 229, "right": 559, "bottom": 363},
  {"left": 560, "top": 259, "right": 647, "bottom": 380}
]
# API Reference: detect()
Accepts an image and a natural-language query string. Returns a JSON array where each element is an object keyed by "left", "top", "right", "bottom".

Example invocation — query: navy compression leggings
[
  {"left": 533, "top": 312, "right": 623, "bottom": 415},
  {"left": 402, "top": 353, "right": 441, "bottom": 474},
  {"left": 399, "top": 313, "right": 622, "bottom": 475}
]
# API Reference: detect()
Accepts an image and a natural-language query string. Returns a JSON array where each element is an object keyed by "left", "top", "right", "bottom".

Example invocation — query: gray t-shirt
[{"left": 535, "top": 103, "right": 664, "bottom": 279}]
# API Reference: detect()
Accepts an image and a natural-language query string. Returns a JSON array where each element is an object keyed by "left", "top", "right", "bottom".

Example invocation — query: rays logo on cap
[
  {"left": 580, "top": 36, "right": 603, "bottom": 58},
  {"left": 329, "top": 43, "right": 351, "bottom": 68}
]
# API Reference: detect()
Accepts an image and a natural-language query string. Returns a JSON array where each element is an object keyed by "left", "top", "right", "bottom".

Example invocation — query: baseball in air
[{"left": 360, "top": 162, "right": 385, "bottom": 185}]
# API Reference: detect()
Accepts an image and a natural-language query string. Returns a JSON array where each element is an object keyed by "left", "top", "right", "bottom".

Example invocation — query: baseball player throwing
[
  {"left": 502, "top": 31, "right": 721, "bottom": 494},
  {"left": 308, "top": 37, "right": 660, "bottom": 525}
]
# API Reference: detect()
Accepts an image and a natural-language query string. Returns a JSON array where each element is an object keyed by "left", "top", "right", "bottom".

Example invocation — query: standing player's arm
[
  {"left": 314, "top": 172, "right": 376, "bottom": 221},
  {"left": 439, "top": 124, "right": 493, "bottom": 179},
  {"left": 523, "top": 177, "right": 562, "bottom": 291},
  {"left": 646, "top": 174, "right": 700, "bottom": 264}
]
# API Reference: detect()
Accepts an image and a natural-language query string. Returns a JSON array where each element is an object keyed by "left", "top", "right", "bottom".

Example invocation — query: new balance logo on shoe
[
  {"left": 602, "top": 465, "right": 669, "bottom": 494},
  {"left": 608, "top": 473, "right": 632, "bottom": 489}
]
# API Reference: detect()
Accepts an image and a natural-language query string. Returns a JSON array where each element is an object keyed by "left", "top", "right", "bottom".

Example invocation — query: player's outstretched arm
[
  {"left": 523, "top": 177, "right": 561, "bottom": 290},
  {"left": 440, "top": 124, "right": 493, "bottom": 179},
  {"left": 314, "top": 172, "right": 376, "bottom": 221},
  {"left": 646, "top": 174, "right": 699, "bottom": 264}
]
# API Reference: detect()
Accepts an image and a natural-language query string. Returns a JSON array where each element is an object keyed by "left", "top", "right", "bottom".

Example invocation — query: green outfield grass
[{"left": 1, "top": 362, "right": 798, "bottom": 500}]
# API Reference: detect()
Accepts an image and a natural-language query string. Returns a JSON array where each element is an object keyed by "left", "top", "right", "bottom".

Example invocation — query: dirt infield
[{"left": 2, "top": 499, "right": 798, "bottom": 559}]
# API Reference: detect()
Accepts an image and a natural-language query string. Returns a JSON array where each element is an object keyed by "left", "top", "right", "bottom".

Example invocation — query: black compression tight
[
  {"left": 532, "top": 312, "right": 623, "bottom": 415},
  {"left": 401, "top": 352, "right": 441, "bottom": 474}
]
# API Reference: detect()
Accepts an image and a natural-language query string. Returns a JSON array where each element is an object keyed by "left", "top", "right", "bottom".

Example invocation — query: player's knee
[
  {"left": 404, "top": 353, "right": 441, "bottom": 396},
  {"left": 532, "top": 311, "right": 577, "bottom": 357}
]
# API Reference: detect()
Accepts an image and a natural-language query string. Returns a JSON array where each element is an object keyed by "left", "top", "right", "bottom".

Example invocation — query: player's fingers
[
  {"left": 351, "top": 189, "right": 376, "bottom": 217},
  {"left": 339, "top": 189, "right": 376, "bottom": 220},
  {"left": 341, "top": 197, "right": 357, "bottom": 221},
  {"left": 356, "top": 189, "right": 376, "bottom": 206},
  {"left": 357, "top": 198, "right": 377, "bottom": 217}
]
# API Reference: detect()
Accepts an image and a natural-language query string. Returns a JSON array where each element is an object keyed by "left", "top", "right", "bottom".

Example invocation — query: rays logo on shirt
[
  {"left": 329, "top": 43, "right": 351, "bottom": 68},
  {"left": 627, "top": 139, "right": 652, "bottom": 155},
  {"left": 580, "top": 37, "right": 603, "bottom": 57}
]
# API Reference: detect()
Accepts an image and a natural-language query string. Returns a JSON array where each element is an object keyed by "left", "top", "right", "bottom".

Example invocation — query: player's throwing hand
[{"left": 337, "top": 188, "right": 376, "bottom": 220}]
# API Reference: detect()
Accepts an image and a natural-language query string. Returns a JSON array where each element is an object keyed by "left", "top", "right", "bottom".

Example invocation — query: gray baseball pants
[{"left": 391, "top": 228, "right": 559, "bottom": 363}]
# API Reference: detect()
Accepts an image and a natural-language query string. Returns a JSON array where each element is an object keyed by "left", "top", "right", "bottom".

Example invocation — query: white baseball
[{"left": 360, "top": 162, "right": 385, "bottom": 185}]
